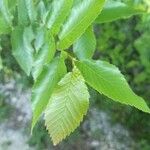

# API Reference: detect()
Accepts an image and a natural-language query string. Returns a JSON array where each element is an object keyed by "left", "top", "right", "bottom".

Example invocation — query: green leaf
[
  {"left": 7, "top": 0, "right": 17, "bottom": 11},
  {"left": 73, "top": 26, "right": 96, "bottom": 60},
  {"left": 0, "top": 17, "right": 11, "bottom": 34},
  {"left": 31, "top": 57, "right": 67, "bottom": 130},
  {"left": 95, "top": 1, "right": 146, "bottom": 24},
  {"left": 0, "top": 0, "right": 12, "bottom": 25},
  {"left": 76, "top": 59, "right": 150, "bottom": 113},
  {"left": 17, "top": 0, "right": 36, "bottom": 26},
  {"left": 47, "top": 0, "right": 73, "bottom": 35},
  {"left": 32, "top": 28, "right": 56, "bottom": 80},
  {"left": 45, "top": 67, "right": 89, "bottom": 145},
  {"left": 11, "top": 26, "right": 34, "bottom": 75},
  {"left": 0, "top": 0, "right": 12, "bottom": 34},
  {"left": 57, "top": 0, "right": 105, "bottom": 50}
]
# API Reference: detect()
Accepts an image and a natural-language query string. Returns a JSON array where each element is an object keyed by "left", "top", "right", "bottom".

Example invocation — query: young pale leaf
[
  {"left": 45, "top": 67, "right": 89, "bottom": 145},
  {"left": 32, "top": 28, "right": 56, "bottom": 80},
  {"left": 17, "top": 0, "right": 36, "bottom": 25},
  {"left": 31, "top": 57, "right": 67, "bottom": 130},
  {"left": 73, "top": 26, "right": 96, "bottom": 60},
  {"left": 47, "top": 0, "right": 73, "bottom": 35},
  {"left": 11, "top": 26, "right": 34, "bottom": 75},
  {"left": 36, "top": 1, "right": 47, "bottom": 24},
  {"left": 95, "top": 1, "right": 146, "bottom": 24},
  {"left": 57, "top": 0, "right": 105, "bottom": 50},
  {"left": 76, "top": 59, "right": 150, "bottom": 113}
]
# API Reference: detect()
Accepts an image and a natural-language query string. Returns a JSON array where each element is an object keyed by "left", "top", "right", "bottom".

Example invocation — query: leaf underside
[{"left": 45, "top": 67, "right": 89, "bottom": 145}]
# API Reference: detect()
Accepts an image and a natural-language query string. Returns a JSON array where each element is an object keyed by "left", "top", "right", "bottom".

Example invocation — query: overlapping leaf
[
  {"left": 11, "top": 25, "right": 56, "bottom": 78},
  {"left": 76, "top": 59, "right": 150, "bottom": 113},
  {"left": 45, "top": 67, "right": 89, "bottom": 145},
  {"left": 31, "top": 57, "right": 67, "bottom": 130},
  {"left": 32, "top": 27, "right": 56, "bottom": 80},
  {"left": 57, "top": 0, "right": 105, "bottom": 50},
  {"left": 95, "top": 1, "right": 146, "bottom": 24},
  {"left": 73, "top": 26, "right": 96, "bottom": 60},
  {"left": 11, "top": 26, "right": 34, "bottom": 75},
  {"left": 47, "top": 0, "right": 73, "bottom": 35}
]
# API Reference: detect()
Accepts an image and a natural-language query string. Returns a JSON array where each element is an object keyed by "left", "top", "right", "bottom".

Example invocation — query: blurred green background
[{"left": 0, "top": 0, "right": 150, "bottom": 150}]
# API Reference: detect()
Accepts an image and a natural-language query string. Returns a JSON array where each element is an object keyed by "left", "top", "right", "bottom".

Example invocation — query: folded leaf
[
  {"left": 47, "top": 0, "right": 73, "bottom": 35},
  {"left": 95, "top": 1, "right": 146, "bottom": 24},
  {"left": 45, "top": 67, "right": 89, "bottom": 145},
  {"left": 36, "top": 1, "right": 47, "bottom": 24},
  {"left": 31, "top": 57, "right": 67, "bottom": 130},
  {"left": 57, "top": 0, "right": 105, "bottom": 50},
  {"left": 11, "top": 26, "right": 34, "bottom": 75},
  {"left": 32, "top": 28, "right": 56, "bottom": 80},
  {"left": 76, "top": 59, "right": 150, "bottom": 113},
  {"left": 73, "top": 26, "right": 96, "bottom": 60}
]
